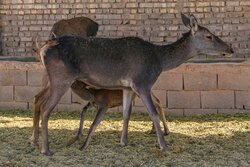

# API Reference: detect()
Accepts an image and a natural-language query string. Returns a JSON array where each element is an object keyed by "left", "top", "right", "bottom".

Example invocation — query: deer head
[{"left": 181, "top": 13, "right": 234, "bottom": 57}]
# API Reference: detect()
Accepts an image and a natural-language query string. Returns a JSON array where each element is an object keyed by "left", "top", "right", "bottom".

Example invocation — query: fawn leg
[
  {"left": 120, "top": 89, "right": 134, "bottom": 147},
  {"left": 30, "top": 87, "right": 49, "bottom": 147},
  {"left": 67, "top": 102, "right": 91, "bottom": 146},
  {"left": 150, "top": 94, "right": 170, "bottom": 135},
  {"left": 80, "top": 107, "right": 107, "bottom": 150}
]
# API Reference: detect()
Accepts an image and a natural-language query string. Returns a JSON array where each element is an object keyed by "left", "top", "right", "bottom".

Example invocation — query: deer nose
[
  {"left": 230, "top": 47, "right": 234, "bottom": 54},
  {"left": 229, "top": 44, "right": 234, "bottom": 54}
]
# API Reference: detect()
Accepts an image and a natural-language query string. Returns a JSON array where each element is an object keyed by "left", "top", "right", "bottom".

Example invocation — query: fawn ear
[
  {"left": 51, "top": 32, "right": 57, "bottom": 39},
  {"left": 35, "top": 36, "right": 42, "bottom": 49}
]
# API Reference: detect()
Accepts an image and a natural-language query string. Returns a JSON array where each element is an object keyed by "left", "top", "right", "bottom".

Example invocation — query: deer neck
[{"left": 156, "top": 32, "right": 197, "bottom": 71}]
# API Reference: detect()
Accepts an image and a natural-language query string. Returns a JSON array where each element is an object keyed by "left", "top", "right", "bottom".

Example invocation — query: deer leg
[
  {"left": 120, "top": 89, "right": 134, "bottom": 147},
  {"left": 30, "top": 87, "right": 49, "bottom": 147},
  {"left": 151, "top": 95, "right": 170, "bottom": 135},
  {"left": 40, "top": 81, "right": 73, "bottom": 156},
  {"left": 138, "top": 90, "right": 167, "bottom": 151},
  {"left": 67, "top": 102, "right": 91, "bottom": 146},
  {"left": 80, "top": 107, "right": 107, "bottom": 150}
]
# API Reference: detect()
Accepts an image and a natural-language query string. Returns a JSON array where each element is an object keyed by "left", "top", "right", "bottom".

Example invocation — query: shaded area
[
  {"left": 0, "top": 56, "right": 246, "bottom": 63},
  {"left": 188, "top": 57, "right": 245, "bottom": 63},
  {"left": 0, "top": 109, "right": 249, "bottom": 123},
  {"left": 0, "top": 0, "right": 3, "bottom": 56},
  {"left": 0, "top": 56, "right": 38, "bottom": 62}
]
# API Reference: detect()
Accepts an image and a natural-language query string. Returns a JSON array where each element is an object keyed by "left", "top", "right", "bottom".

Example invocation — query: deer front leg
[
  {"left": 120, "top": 89, "right": 135, "bottom": 147},
  {"left": 67, "top": 102, "right": 91, "bottom": 146},
  {"left": 139, "top": 90, "right": 167, "bottom": 151}
]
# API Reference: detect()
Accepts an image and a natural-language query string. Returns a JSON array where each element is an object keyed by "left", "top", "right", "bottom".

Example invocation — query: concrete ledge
[{"left": 1, "top": 58, "right": 250, "bottom": 116}]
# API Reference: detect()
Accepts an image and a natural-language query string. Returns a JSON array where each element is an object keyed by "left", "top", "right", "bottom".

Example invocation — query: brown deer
[
  {"left": 66, "top": 81, "right": 169, "bottom": 148},
  {"left": 33, "top": 13, "right": 233, "bottom": 155},
  {"left": 33, "top": 17, "right": 169, "bottom": 152},
  {"left": 49, "top": 16, "right": 98, "bottom": 39}
]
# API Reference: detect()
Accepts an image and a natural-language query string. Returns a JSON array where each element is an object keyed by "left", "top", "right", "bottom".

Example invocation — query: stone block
[
  {"left": 0, "top": 86, "right": 13, "bottom": 101},
  {"left": 56, "top": 103, "right": 82, "bottom": 112},
  {"left": 13, "top": 70, "right": 27, "bottom": 86},
  {"left": 153, "top": 72, "right": 183, "bottom": 90},
  {"left": 167, "top": 109, "right": 184, "bottom": 116},
  {"left": 152, "top": 90, "right": 167, "bottom": 107},
  {"left": 168, "top": 91, "right": 200, "bottom": 109},
  {"left": 218, "top": 109, "right": 239, "bottom": 115},
  {"left": 184, "top": 72, "right": 217, "bottom": 90},
  {"left": 15, "top": 86, "right": 42, "bottom": 102},
  {"left": 134, "top": 90, "right": 166, "bottom": 108},
  {"left": 0, "top": 71, "right": 12, "bottom": 86},
  {"left": 132, "top": 106, "right": 147, "bottom": 113},
  {"left": 0, "top": 70, "right": 26, "bottom": 86},
  {"left": 184, "top": 109, "right": 217, "bottom": 116},
  {"left": 218, "top": 73, "right": 250, "bottom": 90},
  {"left": 0, "top": 102, "right": 28, "bottom": 110},
  {"left": 235, "top": 91, "right": 250, "bottom": 109},
  {"left": 59, "top": 89, "right": 72, "bottom": 104},
  {"left": 28, "top": 70, "right": 47, "bottom": 86},
  {"left": 201, "top": 91, "right": 234, "bottom": 109}
]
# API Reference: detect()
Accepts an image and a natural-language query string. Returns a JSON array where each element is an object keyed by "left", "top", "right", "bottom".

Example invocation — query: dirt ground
[{"left": 0, "top": 110, "right": 249, "bottom": 167}]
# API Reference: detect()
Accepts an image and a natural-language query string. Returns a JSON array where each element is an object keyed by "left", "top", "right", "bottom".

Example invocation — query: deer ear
[
  {"left": 190, "top": 15, "right": 199, "bottom": 35},
  {"left": 181, "top": 13, "right": 191, "bottom": 28}
]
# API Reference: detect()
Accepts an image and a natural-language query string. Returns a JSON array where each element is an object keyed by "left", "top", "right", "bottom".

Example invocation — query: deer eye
[{"left": 205, "top": 35, "right": 213, "bottom": 40}]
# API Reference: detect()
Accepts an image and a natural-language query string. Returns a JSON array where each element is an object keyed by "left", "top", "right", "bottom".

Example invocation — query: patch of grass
[{"left": 0, "top": 110, "right": 249, "bottom": 167}]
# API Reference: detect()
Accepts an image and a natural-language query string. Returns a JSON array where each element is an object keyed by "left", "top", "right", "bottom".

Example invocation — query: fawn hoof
[
  {"left": 79, "top": 144, "right": 87, "bottom": 150},
  {"left": 147, "top": 129, "right": 156, "bottom": 135},
  {"left": 66, "top": 137, "right": 78, "bottom": 147},
  {"left": 29, "top": 138, "right": 39, "bottom": 148},
  {"left": 164, "top": 130, "right": 170, "bottom": 136}
]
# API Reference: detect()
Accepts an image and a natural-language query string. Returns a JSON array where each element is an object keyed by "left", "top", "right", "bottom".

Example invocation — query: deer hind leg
[
  {"left": 40, "top": 79, "right": 74, "bottom": 156},
  {"left": 136, "top": 88, "right": 167, "bottom": 151},
  {"left": 67, "top": 102, "right": 92, "bottom": 146},
  {"left": 30, "top": 87, "right": 49, "bottom": 147},
  {"left": 120, "top": 89, "right": 135, "bottom": 147},
  {"left": 150, "top": 94, "right": 170, "bottom": 135},
  {"left": 80, "top": 106, "right": 108, "bottom": 150}
]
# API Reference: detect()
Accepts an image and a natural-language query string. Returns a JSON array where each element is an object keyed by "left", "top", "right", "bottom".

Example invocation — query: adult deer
[
  {"left": 33, "top": 17, "right": 169, "bottom": 151},
  {"left": 34, "top": 13, "right": 233, "bottom": 155}
]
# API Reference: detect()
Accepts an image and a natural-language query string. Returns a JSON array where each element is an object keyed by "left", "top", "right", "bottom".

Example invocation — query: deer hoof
[
  {"left": 120, "top": 141, "right": 127, "bottom": 147},
  {"left": 159, "top": 145, "right": 167, "bottom": 152},
  {"left": 41, "top": 149, "right": 53, "bottom": 156}
]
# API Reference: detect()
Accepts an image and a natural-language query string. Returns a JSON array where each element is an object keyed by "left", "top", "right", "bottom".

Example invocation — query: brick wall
[
  {"left": 0, "top": 0, "right": 250, "bottom": 58},
  {"left": 1, "top": 60, "right": 250, "bottom": 116}
]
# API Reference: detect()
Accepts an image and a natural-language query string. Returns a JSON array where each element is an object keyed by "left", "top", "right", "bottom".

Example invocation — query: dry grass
[{"left": 0, "top": 109, "right": 249, "bottom": 167}]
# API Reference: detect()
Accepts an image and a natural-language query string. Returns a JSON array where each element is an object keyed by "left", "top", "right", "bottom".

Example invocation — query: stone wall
[
  {"left": 0, "top": 0, "right": 250, "bottom": 58},
  {"left": 1, "top": 60, "right": 250, "bottom": 116}
]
